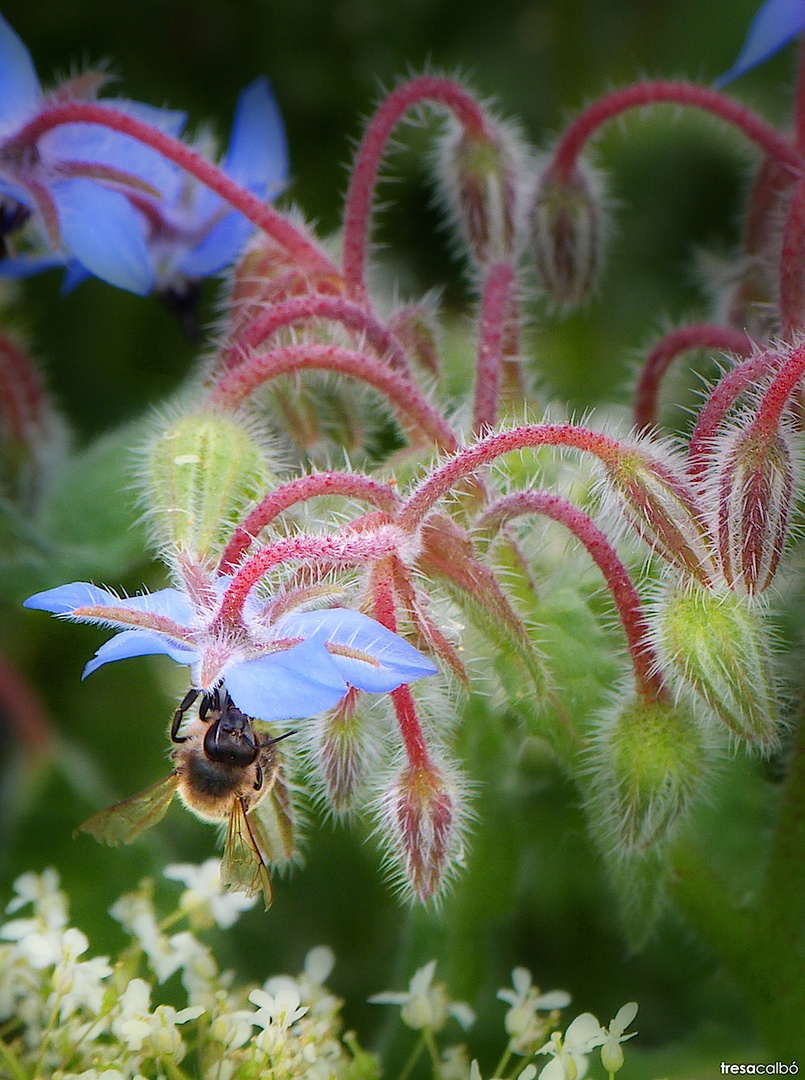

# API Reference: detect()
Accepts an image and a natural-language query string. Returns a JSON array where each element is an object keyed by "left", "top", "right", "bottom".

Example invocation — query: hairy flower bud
[
  {"left": 440, "top": 120, "right": 522, "bottom": 265},
  {"left": 714, "top": 427, "right": 793, "bottom": 594},
  {"left": 658, "top": 578, "right": 780, "bottom": 753},
  {"left": 312, "top": 688, "right": 381, "bottom": 816},
  {"left": 604, "top": 444, "right": 717, "bottom": 586},
  {"left": 591, "top": 695, "right": 704, "bottom": 854},
  {"left": 143, "top": 411, "right": 274, "bottom": 558},
  {"left": 529, "top": 159, "right": 604, "bottom": 306},
  {"left": 377, "top": 754, "right": 467, "bottom": 903}
]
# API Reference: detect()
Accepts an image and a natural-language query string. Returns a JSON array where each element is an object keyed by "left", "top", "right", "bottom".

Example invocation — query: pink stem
[
  {"left": 551, "top": 81, "right": 801, "bottom": 181},
  {"left": 472, "top": 262, "right": 516, "bottom": 434},
  {"left": 0, "top": 333, "right": 45, "bottom": 441},
  {"left": 688, "top": 352, "right": 785, "bottom": 478},
  {"left": 371, "top": 556, "right": 431, "bottom": 764},
  {"left": 208, "top": 342, "right": 458, "bottom": 450},
  {"left": 222, "top": 293, "right": 412, "bottom": 377},
  {"left": 780, "top": 177, "right": 805, "bottom": 335},
  {"left": 16, "top": 102, "right": 337, "bottom": 276},
  {"left": 215, "top": 530, "right": 400, "bottom": 628},
  {"left": 753, "top": 340, "right": 805, "bottom": 439},
  {"left": 341, "top": 75, "right": 489, "bottom": 299},
  {"left": 398, "top": 424, "right": 626, "bottom": 532},
  {"left": 218, "top": 471, "right": 401, "bottom": 572},
  {"left": 0, "top": 653, "right": 53, "bottom": 759},
  {"left": 478, "top": 491, "right": 666, "bottom": 701},
  {"left": 634, "top": 324, "right": 754, "bottom": 431},
  {"left": 796, "top": 35, "right": 805, "bottom": 155}
]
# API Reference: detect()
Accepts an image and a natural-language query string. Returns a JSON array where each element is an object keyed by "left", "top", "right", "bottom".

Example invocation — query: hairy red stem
[
  {"left": 218, "top": 471, "right": 401, "bottom": 572},
  {"left": 221, "top": 293, "right": 413, "bottom": 377},
  {"left": 15, "top": 102, "right": 337, "bottom": 276},
  {"left": 634, "top": 324, "right": 753, "bottom": 431},
  {"left": 551, "top": 81, "right": 801, "bottom": 181},
  {"left": 342, "top": 75, "right": 489, "bottom": 298},
  {"left": 478, "top": 491, "right": 666, "bottom": 701},
  {"left": 473, "top": 261, "right": 516, "bottom": 434},
  {"left": 209, "top": 342, "right": 458, "bottom": 450}
]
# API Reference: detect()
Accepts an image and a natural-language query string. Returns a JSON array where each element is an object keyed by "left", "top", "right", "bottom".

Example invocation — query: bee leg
[
  {"left": 199, "top": 683, "right": 222, "bottom": 723},
  {"left": 171, "top": 688, "right": 201, "bottom": 743},
  {"left": 254, "top": 763, "right": 263, "bottom": 791}
]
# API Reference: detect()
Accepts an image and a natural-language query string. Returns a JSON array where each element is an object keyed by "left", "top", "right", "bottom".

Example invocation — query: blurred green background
[{"left": 0, "top": 1, "right": 799, "bottom": 1076}]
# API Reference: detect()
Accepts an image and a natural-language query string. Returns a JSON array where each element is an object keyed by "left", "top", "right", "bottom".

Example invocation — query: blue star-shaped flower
[
  {"left": 24, "top": 579, "right": 438, "bottom": 722},
  {"left": 0, "top": 12, "right": 186, "bottom": 293},
  {"left": 716, "top": 0, "right": 805, "bottom": 86}
]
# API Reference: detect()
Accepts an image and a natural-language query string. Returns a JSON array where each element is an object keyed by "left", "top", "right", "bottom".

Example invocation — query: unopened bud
[
  {"left": 529, "top": 159, "right": 604, "bottom": 306},
  {"left": 605, "top": 444, "right": 717, "bottom": 586},
  {"left": 378, "top": 755, "right": 465, "bottom": 903},
  {"left": 144, "top": 411, "right": 274, "bottom": 558},
  {"left": 441, "top": 121, "right": 522, "bottom": 265},
  {"left": 387, "top": 305, "right": 441, "bottom": 377},
  {"left": 593, "top": 695, "right": 703, "bottom": 853},
  {"left": 314, "top": 688, "right": 379, "bottom": 816},
  {"left": 0, "top": 333, "right": 65, "bottom": 511},
  {"left": 658, "top": 578, "right": 780, "bottom": 753},
  {"left": 715, "top": 428, "right": 793, "bottom": 594}
]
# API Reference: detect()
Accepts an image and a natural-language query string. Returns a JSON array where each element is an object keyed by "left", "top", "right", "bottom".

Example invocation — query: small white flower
[
  {"left": 369, "top": 960, "right": 475, "bottom": 1032},
  {"left": 600, "top": 1002, "right": 638, "bottom": 1073},
  {"left": 469, "top": 1061, "right": 537, "bottom": 1080},
  {"left": 249, "top": 985, "right": 309, "bottom": 1030},
  {"left": 164, "top": 859, "right": 257, "bottom": 929},
  {"left": 498, "top": 967, "right": 571, "bottom": 1054},
  {"left": 51, "top": 928, "right": 113, "bottom": 1020},
  {"left": 537, "top": 1013, "right": 605, "bottom": 1080}
]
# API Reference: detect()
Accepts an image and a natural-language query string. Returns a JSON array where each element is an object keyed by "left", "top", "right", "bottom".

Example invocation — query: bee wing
[
  {"left": 221, "top": 795, "right": 273, "bottom": 910},
  {"left": 76, "top": 772, "right": 180, "bottom": 845},
  {"left": 250, "top": 769, "right": 297, "bottom": 870}
]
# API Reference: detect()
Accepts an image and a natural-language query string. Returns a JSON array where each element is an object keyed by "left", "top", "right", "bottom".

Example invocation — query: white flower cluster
[
  {"left": 0, "top": 863, "right": 377, "bottom": 1080},
  {"left": 371, "top": 961, "right": 638, "bottom": 1080}
]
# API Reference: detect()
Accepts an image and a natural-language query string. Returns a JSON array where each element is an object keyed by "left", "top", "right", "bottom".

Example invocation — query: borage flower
[
  {"left": 716, "top": 0, "right": 805, "bottom": 85},
  {"left": 23, "top": 575, "right": 437, "bottom": 722},
  {"left": 0, "top": 12, "right": 185, "bottom": 293}
]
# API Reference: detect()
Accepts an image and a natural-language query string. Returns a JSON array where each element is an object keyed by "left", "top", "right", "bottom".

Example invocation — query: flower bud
[
  {"left": 144, "top": 410, "right": 274, "bottom": 558},
  {"left": 591, "top": 695, "right": 703, "bottom": 853},
  {"left": 254, "top": 761, "right": 298, "bottom": 870},
  {"left": 387, "top": 305, "right": 441, "bottom": 377},
  {"left": 440, "top": 121, "right": 522, "bottom": 265},
  {"left": 378, "top": 755, "right": 466, "bottom": 903},
  {"left": 658, "top": 578, "right": 780, "bottom": 753},
  {"left": 313, "top": 688, "right": 380, "bottom": 816},
  {"left": 604, "top": 444, "right": 717, "bottom": 586},
  {"left": 715, "top": 428, "right": 793, "bottom": 594},
  {"left": 529, "top": 159, "right": 604, "bottom": 306}
]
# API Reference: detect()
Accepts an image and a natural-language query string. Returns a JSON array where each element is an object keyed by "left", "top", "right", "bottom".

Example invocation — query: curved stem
[
  {"left": 398, "top": 424, "right": 624, "bottom": 532},
  {"left": 780, "top": 176, "right": 805, "bottom": 335},
  {"left": 550, "top": 81, "right": 801, "bottom": 181},
  {"left": 218, "top": 471, "right": 401, "bottom": 571},
  {"left": 208, "top": 342, "right": 458, "bottom": 451},
  {"left": 341, "top": 75, "right": 489, "bottom": 298},
  {"left": 16, "top": 102, "right": 336, "bottom": 276},
  {"left": 477, "top": 491, "right": 667, "bottom": 701},
  {"left": 634, "top": 324, "right": 753, "bottom": 431},
  {"left": 472, "top": 261, "right": 517, "bottom": 434},
  {"left": 215, "top": 530, "right": 400, "bottom": 627},
  {"left": 221, "top": 293, "right": 413, "bottom": 377},
  {"left": 688, "top": 352, "right": 784, "bottom": 479}
]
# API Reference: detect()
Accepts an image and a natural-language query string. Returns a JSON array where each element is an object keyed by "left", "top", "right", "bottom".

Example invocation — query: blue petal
[
  {"left": 24, "top": 582, "right": 123, "bottom": 615},
  {"left": 277, "top": 608, "right": 439, "bottom": 693},
  {"left": 224, "top": 637, "right": 348, "bottom": 721},
  {"left": 0, "top": 14, "right": 40, "bottom": 138},
  {"left": 24, "top": 581, "right": 194, "bottom": 624},
  {"left": 0, "top": 252, "right": 68, "bottom": 280},
  {"left": 51, "top": 179, "right": 154, "bottom": 294},
  {"left": 716, "top": 0, "right": 805, "bottom": 85},
  {"left": 83, "top": 629, "right": 199, "bottom": 679},
  {"left": 222, "top": 77, "right": 289, "bottom": 195},
  {"left": 177, "top": 208, "right": 252, "bottom": 278}
]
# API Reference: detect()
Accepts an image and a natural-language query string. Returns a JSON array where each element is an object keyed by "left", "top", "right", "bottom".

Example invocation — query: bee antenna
[{"left": 271, "top": 728, "right": 296, "bottom": 745}]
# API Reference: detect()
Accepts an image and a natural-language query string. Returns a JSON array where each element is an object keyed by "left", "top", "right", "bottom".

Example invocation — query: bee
[{"left": 77, "top": 685, "right": 294, "bottom": 909}]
